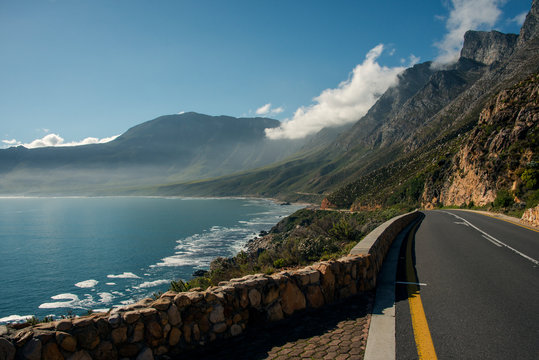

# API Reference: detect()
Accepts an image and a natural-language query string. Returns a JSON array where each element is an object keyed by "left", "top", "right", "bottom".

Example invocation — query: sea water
[{"left": 0, "top": 197, "right": 302, "bottom": 323}]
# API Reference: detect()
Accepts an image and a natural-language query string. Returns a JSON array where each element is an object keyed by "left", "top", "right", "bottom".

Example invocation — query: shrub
[
  {"left": 273, "top": 258, "right": 286, "bottom": 268},
  {"left": 521, "top": 168, "right": 538, "bottom": 190},
  {"left": 493, "top": 189, "right": 513, "bottom": 208}
]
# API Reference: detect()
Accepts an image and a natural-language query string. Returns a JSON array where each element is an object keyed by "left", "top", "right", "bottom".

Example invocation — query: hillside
[
  {"left": 0, "top": 113, "right": 311, "bottom": 195},
  {"left": 153, "top": 1, "right": 539, "bottom": 214}
]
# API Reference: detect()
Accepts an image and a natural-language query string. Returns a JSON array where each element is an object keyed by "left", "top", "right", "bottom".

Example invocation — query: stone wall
[{"left": 0, "top": 211, "right": 419, "bottom": 360}]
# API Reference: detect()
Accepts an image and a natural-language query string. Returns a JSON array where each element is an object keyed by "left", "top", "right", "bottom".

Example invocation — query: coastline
[{"left": 0, "top": 197, "right": 306, "bottom": 324}]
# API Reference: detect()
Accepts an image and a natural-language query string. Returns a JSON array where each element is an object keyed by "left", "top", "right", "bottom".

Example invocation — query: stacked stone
[{"left": 0, "top": 254, "right": 375, "bottom": 360}]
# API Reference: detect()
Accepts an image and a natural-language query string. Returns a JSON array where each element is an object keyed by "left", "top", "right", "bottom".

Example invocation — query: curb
[{"left": 348, "top": 211, "right": 421, "bottom": 360}]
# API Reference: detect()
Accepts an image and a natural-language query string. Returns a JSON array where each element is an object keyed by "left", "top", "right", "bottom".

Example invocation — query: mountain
[
  {"left": 0, "top": 113, "right": 311, "bottom": 195},
  {"left": 2, "top": 0, "right": 537, "bottom": 209},
  {"left": 152, "top": 0, "right": 538, "bottom": 212}
]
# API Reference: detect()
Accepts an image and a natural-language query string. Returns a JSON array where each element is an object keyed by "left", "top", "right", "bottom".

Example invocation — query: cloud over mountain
[
  {"left": 265, "top": 44, "right": 407, "bottom": 140},
  {"left": 433, "top": 0, "right": 504, "bottom": 66},
  {"left": 2, "top": 133, "right": 120, "bottom": 149},
  {"left": 255, "top": 103, "right": 284, "bottom": 116}
]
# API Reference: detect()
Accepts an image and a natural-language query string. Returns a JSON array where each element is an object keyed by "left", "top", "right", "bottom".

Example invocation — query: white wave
[
  {"left": 107, "top": 272, "right": 140, "bottom": 279},
  {"left": 0, "top": 314, "right": 33, "bottom": 323},
  {"left": 98, "top": 292, "right": 114, "bottom": 304},
  {"left": 39, "top": 293, "right": 96, "bottom": 310},
  {"left": 111, "top": 291, "right": 124, "bottom": 296},
  {"left": 74, "top": 279, "right": 98, "bottom": 288},
  {"left": 155, "top": 255, "right": 204, "bottom": 267},
  {"left": 39, "top": 293, "right": 79, "bottom": 309},
  {"left": 106, "top": 282, "right": 116, "bottom": 286},
  {"left": 120, "top": 299, "right": 135, "bottom": 305},
  {"left": 133, "top": 279, "right": 170, "bottom": 289},
  {"left": 92, "top": 308, "right": 110, "bottom": 313}
]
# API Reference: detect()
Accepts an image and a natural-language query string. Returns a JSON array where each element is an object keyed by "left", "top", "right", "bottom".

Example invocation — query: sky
[{"left": 0, "top": 0, "right": 532, "bottom": 147}]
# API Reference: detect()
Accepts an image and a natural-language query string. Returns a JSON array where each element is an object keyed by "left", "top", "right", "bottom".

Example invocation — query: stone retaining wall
[{"left": 0, "top": 211, "right": 419, "bottom": 360}]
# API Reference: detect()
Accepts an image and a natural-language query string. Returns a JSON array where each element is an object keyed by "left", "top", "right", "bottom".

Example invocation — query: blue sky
[{"left": 0, "top": 0, "right": 531, "bottom": 146}]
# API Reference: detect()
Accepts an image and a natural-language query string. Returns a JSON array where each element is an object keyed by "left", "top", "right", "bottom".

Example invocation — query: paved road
[{"left": 396, "top": 210, "right": 539, "bottom": 359}]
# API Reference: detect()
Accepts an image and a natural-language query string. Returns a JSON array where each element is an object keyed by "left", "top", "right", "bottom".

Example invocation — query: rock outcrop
[
  {"left": 461, "top": 30, "right": 518, "bottom": 65},
  {"left": 422, "top": 74, "right": 538, "bottom": 207},
  {"left": 521, "top": 205, "right": 539, "bottom": 226}
]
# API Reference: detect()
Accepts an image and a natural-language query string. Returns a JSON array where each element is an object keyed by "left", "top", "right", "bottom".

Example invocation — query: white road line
[
  {"left": 444, "top": 211, "right": 539, "bottom": 266},
  {"left": 396, "top": 281, "right": 428, "bottom": 286},
  {"left": 482, "top": 234, "right": 502, "bottom": 247}
]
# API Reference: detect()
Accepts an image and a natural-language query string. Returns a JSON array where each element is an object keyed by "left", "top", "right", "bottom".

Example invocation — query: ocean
[{"left": 0, "top": 197, "right": 302, "bottom": 323}]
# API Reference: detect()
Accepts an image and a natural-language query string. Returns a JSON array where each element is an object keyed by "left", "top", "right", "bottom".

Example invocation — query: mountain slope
[
  {"left": 152, "top": 0, "right": 539, "bottom": 208},
  {"left": 0, "top": 113, "right": 309, "bottom": 194}
]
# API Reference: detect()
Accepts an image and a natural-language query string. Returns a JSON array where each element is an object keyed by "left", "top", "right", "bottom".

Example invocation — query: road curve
[{"left": 396, "top": 210, "right": 539, "bottom": 359}]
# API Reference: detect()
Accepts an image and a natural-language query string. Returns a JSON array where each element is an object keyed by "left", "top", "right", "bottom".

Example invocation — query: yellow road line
[{"left": 406, "top": 222, "right": 438, "bottom": 360}]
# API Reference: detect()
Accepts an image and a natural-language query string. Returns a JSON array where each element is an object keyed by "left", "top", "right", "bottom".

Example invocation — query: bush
[
  {"left": 273, "top": 258, "right": 287, "bottom": 268},
  {"left": 521, "top": 168, "right": 538, "bottom": 190},
  {"left": 493, "top": 189, "right": 513, "bottom": 208}
]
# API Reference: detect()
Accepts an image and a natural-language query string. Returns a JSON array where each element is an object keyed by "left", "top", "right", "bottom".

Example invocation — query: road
[{"left": 395, "top": 210, "right": 539, "bottom": 359}]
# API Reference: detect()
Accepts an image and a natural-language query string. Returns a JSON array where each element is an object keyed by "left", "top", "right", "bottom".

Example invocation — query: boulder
[
  {"left": 135, "top": 347, "right": 154, "bottom": 360},
  {"left": 130, "top": 323, "right": 145, "bottom": 343},
  {"left": 92, "top": 341, "right": 117, "bottom": 360},
  {"left": 21, "top": 338, "right": 41, "bottom": 360},
  {"left": 111, "top": 327, "right": 127, "bottom": 344},
  {"left": 168, "top": 327, "right": 181, "bottom": 347},
  {"left": 0, "top": 337, "right": 15, "bottom": 360},
  {"left": 42, "top": 343, "right": 63, "bottom": 360},
  {"left": 280, "top": 281, "right": 306, "bottom": 315},
  {"left": 74, "top": 326, "right": 99, "bottom": 350},
  {"left": 122, "top": 311, "right": 140, "bottom": 324},
  {"left": 56, "top": 332, "right": 76, "bottom": 352},
  {"left": 209, "top": 305, "right": 225, "bottom": 324},
  {"left": 67, "top": 350, "right": 92, "bottom": 360},
  {"left": 167, "top": 305, "right": 181, "bottom": 326}
]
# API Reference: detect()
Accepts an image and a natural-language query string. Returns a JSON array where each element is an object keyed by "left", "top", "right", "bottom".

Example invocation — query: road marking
[
  {"left": 481, "top": 234, "right": 502, "bottom": 247},
  {"left": 396, "top": 281, "right": 428, "bottom": 286},
  {"left": 405, "top": 222, "right": 438, "bottom": 360},
  {"left": 444, "top": 211, "right": 539, "bottom": 266},
  {"left": 460, "top": 210, "right": 539, "bottom": 233}
]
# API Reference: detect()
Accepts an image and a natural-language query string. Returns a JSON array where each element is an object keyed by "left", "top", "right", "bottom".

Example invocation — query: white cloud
[
  {"left": 2, "top": 139, "right": 20, "bottom": 146},
  {"left": 508, "top": 11, "right": 527, "bottom": 26},
  {"left": 256, "top": 103, "right": 271, "bottom": 115},
  {"left": 433, "top": 0, "right": 505, "bottom": 66},
  {"left": 265, "top": 44, "right": 406, "bottom": 140},
  {"left": 2, "top": 133, "right": 120, "bottom": 149},
  {"left": 255, "top": 103, "right": 285, "bottom": 116}
]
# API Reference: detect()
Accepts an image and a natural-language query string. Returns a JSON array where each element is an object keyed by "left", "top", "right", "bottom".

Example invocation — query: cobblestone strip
[{"left": 182, "top": 292, "right": 374, "bottom": 360}]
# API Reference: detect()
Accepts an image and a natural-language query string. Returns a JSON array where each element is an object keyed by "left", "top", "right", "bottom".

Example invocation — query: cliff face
[
  {"left": 422, "top": 74, "right": 539, "bottom": 207},
  {"left": 461, "top": 30, "right": 518, "bottom": 65}
]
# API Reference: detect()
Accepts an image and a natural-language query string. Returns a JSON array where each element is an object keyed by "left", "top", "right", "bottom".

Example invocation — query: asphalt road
[{"left": 396, "top": 210, "right": 539, "bottom": 359}]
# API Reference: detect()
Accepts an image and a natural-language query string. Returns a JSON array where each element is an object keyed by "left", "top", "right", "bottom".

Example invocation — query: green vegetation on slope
[{"left": 165, "top": 206, "right": 410, "bottom": 292}]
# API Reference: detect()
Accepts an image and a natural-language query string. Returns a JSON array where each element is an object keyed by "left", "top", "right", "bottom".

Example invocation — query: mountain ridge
[{"left": 149, "top": 0, "right": 538, "bottom": 212}]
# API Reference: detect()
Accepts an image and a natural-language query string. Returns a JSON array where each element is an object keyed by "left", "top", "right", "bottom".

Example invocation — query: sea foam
[
  {"left": 107, "top": 272, "right": 140, "bottom": 279},
  {"left": 133, "top": 279, "right": 170, "bottom": 289},
  {"left": 74, "top": 279, "right": 98, "bottom": 288}
]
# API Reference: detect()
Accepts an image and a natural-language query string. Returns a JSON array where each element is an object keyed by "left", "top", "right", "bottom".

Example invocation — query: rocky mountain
[
  {"left": 2, "top": 0, "right": 537, "bottom": 212},
  {"left": 422, "top": 74, "right": 538, "bottom": 208},
  {"left": 153, "top": 0, "right": 538, "bottom": 213}
]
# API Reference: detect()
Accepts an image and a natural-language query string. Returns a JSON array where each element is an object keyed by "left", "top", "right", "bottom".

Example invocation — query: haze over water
[{"left": 0, "top": 197, "right": 302, "bottom": 323}]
